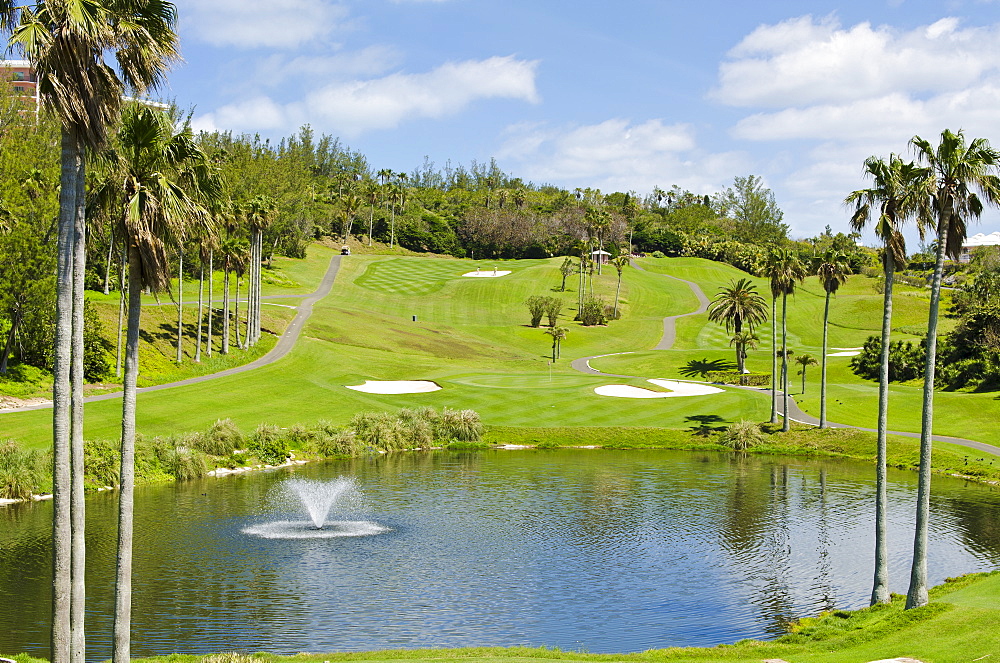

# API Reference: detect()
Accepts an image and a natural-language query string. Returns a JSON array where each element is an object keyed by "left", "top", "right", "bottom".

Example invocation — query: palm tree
[
  {"left": 340, "top": 192, "right": 362, "bottom": 242},
  {"left": 707, "top": 278, "right": 768, "bottom": 374},
  {"left": 812, "top": 249, "right": 852, "bottom": 427},
  {"left": 795, "top": 354, "right": 818, "bottom": 394},
  {"left": 845, "top": 153, "right": 928, "bottom": 605},
  {"left": 363, "top": 180, "right": 379, "bottom": 246},
  {"left": 764, "top": 249, "right": 806, "bottom": 431},
  {"left": 89, "top": 103, "right": 215, "bottom": 663},
  {"left": 4, "top": 4, "right": 179, "bottom": 663},
  {"left": 243, "top": 195, "right": 274, "bottom": 347},
  {"left": 729, "top": 330, "right": 759, "bottom": 377},
  {"left": 611, "top": 253, "right": 630, "bottom": 318},
  {"left": 545, "top": 325, "right": 569, "bottom": 361},
  {"left": 905, "top": 129, "right": 1000, "bottom": 609}
]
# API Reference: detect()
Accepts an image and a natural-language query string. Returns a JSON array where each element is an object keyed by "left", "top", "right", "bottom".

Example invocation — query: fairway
[{"left": 4, "top": 251, "right": 999, "bottom": 451}]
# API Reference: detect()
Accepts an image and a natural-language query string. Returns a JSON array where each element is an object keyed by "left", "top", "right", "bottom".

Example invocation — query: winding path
[
  {"left": 572, "top": 261, "right": 1000, "bottom": 457},
  {"left": 2, "top": 255, "right": 343, "bottom": 413}
]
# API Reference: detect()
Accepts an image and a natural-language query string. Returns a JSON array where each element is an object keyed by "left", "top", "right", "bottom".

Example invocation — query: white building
[{"left": 960, "top": 232, "right": 1000, "bottom": 263}]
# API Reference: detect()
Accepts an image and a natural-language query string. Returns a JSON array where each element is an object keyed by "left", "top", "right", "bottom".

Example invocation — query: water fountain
[{"left": 242, "top": 476, "right": 390, "bottom": 539}]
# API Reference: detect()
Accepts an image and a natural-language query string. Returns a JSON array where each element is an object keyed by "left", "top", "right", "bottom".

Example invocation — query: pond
[{"left": 1, "top": 449, "right": 999, "bottom": 660}]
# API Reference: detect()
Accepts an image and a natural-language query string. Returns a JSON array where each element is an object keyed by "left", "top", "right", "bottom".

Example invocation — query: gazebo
[{"left": 590, "top": 249, "right": 611, "bottom": 266}]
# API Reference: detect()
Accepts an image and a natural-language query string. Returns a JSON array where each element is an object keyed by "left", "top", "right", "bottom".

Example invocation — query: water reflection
[{"left": 0, "top": 449, "right": 998, "bottom": 660}]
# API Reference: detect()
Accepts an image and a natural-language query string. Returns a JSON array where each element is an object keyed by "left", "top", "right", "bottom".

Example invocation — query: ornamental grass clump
[
  {"left": 438, "top": 408, "right": 483, "bottom": 441},
  {"left": 0, "top": 440, "right": 43, "bottom": 500},
  {"left": 720, "top": 420, "right": 768, "bottom": 451},
  {"left": 248, "top": 423, "right": 290, "bottom": 465},
  {"left": 83, "top": 439, "right": 120, "bottom": 488},
  {"left": 197, "top": 418, "right": 245, "bottom": 456}
]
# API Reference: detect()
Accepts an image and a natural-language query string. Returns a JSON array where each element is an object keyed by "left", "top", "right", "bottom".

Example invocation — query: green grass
[{"left": 3, "top": 249, "right": 999, "bottom": 459}]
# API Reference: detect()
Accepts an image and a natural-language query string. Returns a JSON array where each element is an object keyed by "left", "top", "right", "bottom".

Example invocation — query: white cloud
[
  {"left": 713, "top": 15, "right": 1000, "bottom": 108},
  {"left": 497, "top": 119, "right": 749, "bottom": 194},
  {"left": 253, "top": 46, "right": 404, "bottom": 87},
  {"left": 193, "top": 56, "right": 539, "bottom": 137},
  {"left": 179, "top": 0, "right": 349, "bottom": 49}
]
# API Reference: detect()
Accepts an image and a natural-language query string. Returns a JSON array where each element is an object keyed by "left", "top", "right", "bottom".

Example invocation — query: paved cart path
[{"left": 2, "top": 255, "right": 342, "bottom": 413}]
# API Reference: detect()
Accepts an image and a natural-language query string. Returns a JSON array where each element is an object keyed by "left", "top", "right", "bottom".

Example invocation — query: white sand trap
[
  {"left": 595, "top": 379, "right": 724, "bottom": 399},
  {"left": 346, "top": 380, "right": 441, "bottom": 394},
  {"left": 833, "top": 347, "right": 863, "bottom": 351},
  {"left": 648, "top": 379, "right": 725, "bottom": 396},
  {"left": 462, "top": 270, "right": 511, "bottom": 278},
  {"left": 827, "top": 351, "right": 861, "bottom": 357}
]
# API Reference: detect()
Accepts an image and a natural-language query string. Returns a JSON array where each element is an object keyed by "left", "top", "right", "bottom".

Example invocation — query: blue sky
[{"left": 167, "top": 0, "right": 1000, "bottom": 245}]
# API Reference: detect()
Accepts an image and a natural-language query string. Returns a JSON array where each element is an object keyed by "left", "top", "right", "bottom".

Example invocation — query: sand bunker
[
  {"left": 833, "top": 347, "right": 863, "bottom": 351},
  {"left": 462, "top": 270, "right": 511, "bottom": 278},
  {"left": 595, "top": 379, "right": 724, "bottom": 399},
  {"left": 827, "top": 351, "right": 861, "bottom": 357},
  {"left": 346, "top": 380, "right": 441, "bottom": 394}
]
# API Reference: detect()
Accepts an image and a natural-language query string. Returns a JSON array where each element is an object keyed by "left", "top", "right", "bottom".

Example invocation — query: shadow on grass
[
  {"left": 679, "top": 358, "right": 736, "bottom": 379},
  {"left": 686, "top": 414, "right": 728, "bottom": 437}
]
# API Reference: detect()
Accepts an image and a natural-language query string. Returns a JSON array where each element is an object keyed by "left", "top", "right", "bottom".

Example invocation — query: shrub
[
  {"left": 579, "top": 297, "right": 607, "bottom": 326},
  {"left": 248, "top": 424, "right": 290, "bottom": 465},
  {"left": 545, "top": 297, "right": 563, "bottom": 326},
  {"left": 706, "top": 371, "right": 770, "bottom": 387},
  {"left": 0, "top": 440, "right": 43, "bottom": 500},
  {"left": 525, "top": 295, "right": 548, "bottom": 327},
  {"left": 720, "top": 420, "right": 767, "bottom": 451},
  {"left": 165, "top": 444, "right": 207, "bottom": 481},
  {"left": 650, "top": 250, "right": 666, "bottom": 258},
  {"left": 438, "top": 408, "right": 483, "bottom": 441},
  {"left": 0, "top": 363, "right": 49, "bottom": 398},
  {"left": 84, "top": 439, "right": 120, "bottom": 487},
  {"left": 397, "top": 407, "right": 435, "bottom": 448},
  {"left": 198, "top": 418, "right": 244, "bottom": 456}
]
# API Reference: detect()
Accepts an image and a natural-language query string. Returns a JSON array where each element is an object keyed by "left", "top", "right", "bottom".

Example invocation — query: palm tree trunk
[
  {"left": 770, "top": 295, "right": 778, "bottom": 424},
  {"left": 115, "top": 249, "right": 126, "bottom": 378},
  {"left": 206, "top": 250, "right": 214, "bottom": 358},
  {"left": 368, "top": 206, "right": 374, "bottom": 246},
  {"left": 871, "top": 251, "right": 895, "bottom": 606},
  {"left": 175, "top": 247, "right": 183, "bottom": 363},
  {"left": 195, "top": 263, "right": 204, "bottom": 363},
  {"left": 103, "top": 232, "right": 114, "bottom": 296},
  {"left": 614, "top": 272, "right": 623, "bottom": 318},
  {"left": 820, "top": 291, "right": 831, "bottom": 428},
  {"left": 222, "top": 266, "right": 230, "bottom": 354},
  {"left": 51, "top": 128, "right": 78, "bottom": 663},
  {"left": 234, "top": 273, "right": 243, "bottom": 350},
  {"left": 114, "top": 245, "right": 143, "bottom": 663},
  {"left": 906, "top": 218, "right": 949, "bottom": 610},
  {"left": 551, "top": 338, "right": 557, "bottom": 362},
  {"left": 781, "top": 291, "right": 790, "bottom": 432},
  {"left": 70, "top": 157, "right": 87, "bottom": 663},
  {"left": 390, "top": 205, "right": 396, "bottom": 248}
]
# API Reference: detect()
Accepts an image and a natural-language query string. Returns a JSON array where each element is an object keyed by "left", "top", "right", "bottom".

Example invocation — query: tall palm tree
[
  {"left": 845, "top": 152, "right": 929, "bottom": 606},
  {"left": 795, "top": 353, "right": 818, "bottom": 394},
  {"left": 708, "top": 278, "right": 768, "bottom": 374},
  {"left": 243, "top": 195, "right": 274, "bottom": 347},
  {"left": 764, "top": 249, "right": 806, "bottom": 431},
  {"left": 89, "top": 102, "right": 215, "bottom": 663},
  {"left": 363, "top": 179, "right": 379, "bottom": 246},
  {"left": 611, "top": 253, "right": 630, "bottom": 318},
  {"left": 812, "top": 249, "right": 852, "bottom": 427},
  {"left": 4, "top": 4, "right": 179, "bottom": 663},
  {"left": 905, "top": 129, "right": 1000, "bottom": 609}
]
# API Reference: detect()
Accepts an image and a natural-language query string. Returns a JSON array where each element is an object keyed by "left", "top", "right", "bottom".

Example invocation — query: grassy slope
[{"left": 4, "top": 250, "right": 1000, "bottom": 455}]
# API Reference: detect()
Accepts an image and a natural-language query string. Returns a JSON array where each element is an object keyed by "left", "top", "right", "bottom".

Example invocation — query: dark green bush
[
  {"left": 248, "top": 423, "right": 290, "bottom": 465},
  {"left": 84, "top": 439, "right": 120, "bottom": 487},
  {"left": 706, "top": 371, "right": 770, "bottom": 387}
]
